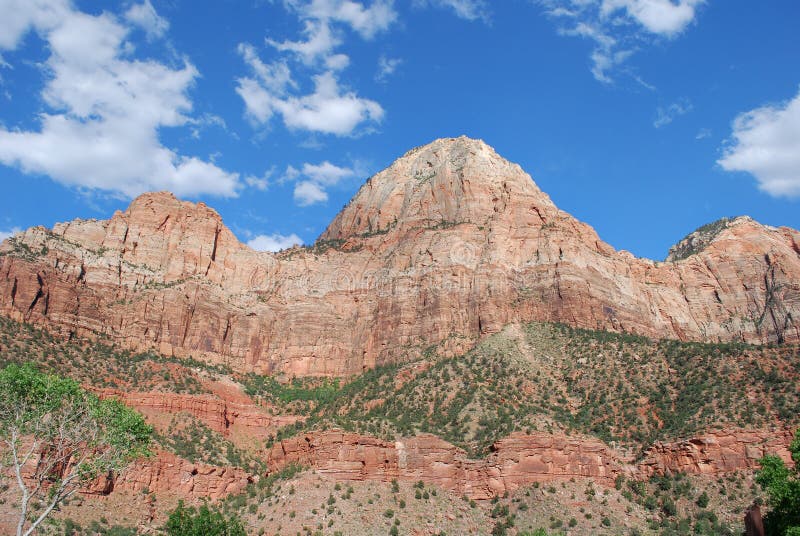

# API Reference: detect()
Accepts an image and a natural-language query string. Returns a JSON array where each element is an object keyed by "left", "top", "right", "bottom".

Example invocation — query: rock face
[
  {"left": 637, "top": 429, "right": 794, "bottom": 476},
  {"left": 1, "top": 137, "right": 799, "bottom": 376},
  {"left": 94, "top": 388, "right": 301, "bottom": 437},
  {"left": 86, "top": 450, "right": 253, "bottom": 499},
  {"left": 266, "top": 428, "right": 795, "bottom": 499},
  {"left": 266, "top": 430, "right": 622, "bottom": 499}
]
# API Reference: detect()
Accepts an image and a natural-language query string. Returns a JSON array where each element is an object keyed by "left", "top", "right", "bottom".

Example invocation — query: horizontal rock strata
[{"left": 1, "top": 137, "right": 798, "bottom": 376}]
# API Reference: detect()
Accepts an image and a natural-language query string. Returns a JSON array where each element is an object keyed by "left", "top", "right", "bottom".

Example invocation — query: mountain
[{"left": 1, "top": 137, "right": 799, "bottom": 378}]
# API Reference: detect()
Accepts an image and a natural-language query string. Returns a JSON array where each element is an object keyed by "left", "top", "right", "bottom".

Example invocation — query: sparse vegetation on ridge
[{"left": 267, "top": 322, "right": 800, "bottom": 457}]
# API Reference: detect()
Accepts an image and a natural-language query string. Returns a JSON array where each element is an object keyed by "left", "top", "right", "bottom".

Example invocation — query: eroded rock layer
[
  {"left": 265, "top": 428, "right": 795, "bottom": 500},
  {"left": 1, "top": 137, "right": 799, "bottom": 376},
  {"left": 94, "top": 388, "right": 302, "bottom": 437},
  {"left": 638, "top": 429, "right": 795, "bottom": 476},
  {"left": 266, "top": 430, "right": 623, "bottom": 500},
  {"left": 87, "top": 450, "right": 253, "bottom": 499}
]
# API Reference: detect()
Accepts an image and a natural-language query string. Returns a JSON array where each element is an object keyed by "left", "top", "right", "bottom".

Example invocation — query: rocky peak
[
  {"left": 666, "top": 216, "right": 763, "bottom": 262},
  {"left": 320, "top": 136, "right": 557, "bottom": 241}
]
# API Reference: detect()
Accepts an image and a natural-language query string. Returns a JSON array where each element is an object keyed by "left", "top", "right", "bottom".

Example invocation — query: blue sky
[{"left": 0, "top": 0, "right": 798, "bottom": 259}]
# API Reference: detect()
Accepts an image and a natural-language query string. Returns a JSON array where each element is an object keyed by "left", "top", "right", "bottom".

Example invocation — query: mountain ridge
[{"left": 1, "top": 137, "right": 799, "bottom": 376}]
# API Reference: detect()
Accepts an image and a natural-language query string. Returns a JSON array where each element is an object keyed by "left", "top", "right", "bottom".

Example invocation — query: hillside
[{"left": 0, "top": 314, "right": 797, "bottom": 534}]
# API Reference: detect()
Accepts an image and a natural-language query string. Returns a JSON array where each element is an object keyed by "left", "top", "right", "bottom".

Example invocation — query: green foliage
[
  {"left": 164, "top": 501, "right": 246, "bottom": 536},
  {"left": 757, "top": 429, "right": 800, "bottom": 535},
  {"left": 0, "top": 363, "right": 152, "bottom": 470},
  {"left": 155, "top": 413, "right": 261, "bottom": 471},
  {"left": 0, "top": 316, "right": 228, "bottom": 396},
  {"left": 239, "top": 373, "right": 340, "bottom": 409},
  {"left": 0, "top": 363, "right": 151, "bottom": 536}
]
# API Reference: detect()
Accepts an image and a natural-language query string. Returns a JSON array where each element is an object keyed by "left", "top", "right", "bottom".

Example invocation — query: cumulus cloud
[
  {"left": 245, "top": 168, "right": 274, "bottom": 191},
  {"left": 247, "top": 232, "right": 303, "bottom": 252},
  {"left": 653, "top": 98, "right": 692, "bottom": 128},
  {"left": 0, "top": 227, "right": 21, "bottom": 242},
  {"left": 268, "top": 19, "right": 342, "bottom": 65},
  {"left": 237, "top": 54, "right": 383, "bottom": 136},
  {"left": 294, "top": 180, "right": 330, "bottom": 205},
  {"left": 297, "top": 0, "right": 397, "bottom": 39},
  {"left": 718, "top": 88, "right": 800, "bottom": 198},
  {"left": 284, "top": 160, "right": 359, "bottom": 205},
  {"left": 601, "top": 0, "right": 703, "bottom": 36},
  {"left": 413, "top": 0, "right": 491, "bottom": 22},
  {"left": 124, "top": 0, "right": 169, "bottom": 40},
  {"left": 236, "top": 0, "right": 394, "bottom": 137},
  {"left": 0, "top": 0, "right": 241, "bottom": 198},
  {"left": 540, "top": 0, "right": 703, "bottom": 83}
]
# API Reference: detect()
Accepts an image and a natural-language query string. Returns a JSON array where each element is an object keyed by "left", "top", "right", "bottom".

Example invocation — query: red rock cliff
[{"left": 1, "top": 137, "right": 798, "bottom": 375}]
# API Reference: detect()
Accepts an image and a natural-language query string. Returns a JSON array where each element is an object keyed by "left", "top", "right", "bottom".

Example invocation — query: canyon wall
[
  {"left": 1, "top": 137, "right": 798, "bottom": 376},
  {"left": 265, "top": 428, "right": 795, "bottom": 500}
]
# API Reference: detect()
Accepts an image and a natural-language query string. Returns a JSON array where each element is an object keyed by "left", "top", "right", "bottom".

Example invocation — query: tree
[
  {"left": 0, "top": 363, "right": 152, "bottom": 536},
  {"left": 164, "top": 501, "right": 246, "bottom": 536},
  {"left": 756, "top": 428, "right": 800, "bottom": 535}
]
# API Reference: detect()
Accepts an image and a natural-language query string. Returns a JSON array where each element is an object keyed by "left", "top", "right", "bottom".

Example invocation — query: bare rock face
[
  {"left": 266, "top": 430, "right": 622, "bottom": 499},
  {"left": 86, "top": 450, "right": 253, "bottom": 499},
  {"left": 1, "top": 137, "right": 799, "bottom": 376},
  {"left": 266, "top": 427, "right": 795, "bottom": 499},
  {"left": 637, "top": 429, "right": 795, "bottom": 476}
]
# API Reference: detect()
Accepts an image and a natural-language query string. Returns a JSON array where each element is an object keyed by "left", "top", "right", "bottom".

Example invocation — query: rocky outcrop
[
  {"left": 266, "top": 430, "right": 622, "bottom": 499},
  {"left": 637, "top": 429, "right": 795, "bottom": 476},
  {"left": 94, "top": 388, "right": 301, "bottom": 437},
  {"left": 86, "top": 450, "right": 253, "bottom": 499},
  {"left": 266, "top": 428, "right": 796, "bottom": 499},
  {"left": 1, "top": 137, "right": 799, "bottom": 376}
]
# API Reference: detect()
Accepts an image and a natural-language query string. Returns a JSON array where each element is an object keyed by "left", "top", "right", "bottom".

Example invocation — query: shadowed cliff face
[{"left": 1, "top": 136, "right": 799, "bottom": 376}]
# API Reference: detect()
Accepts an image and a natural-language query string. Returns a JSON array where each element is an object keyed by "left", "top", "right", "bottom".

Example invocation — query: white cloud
[
  {"left": 268, "top": 20, "right": 341, "bottom": 65},
  {"left": 238, "top": 0, "right": 391, "bottom": 136},
  {"left": 294, "top": 180, "right": 329, "bottom": 205},
  {"left": 0, "top": 1, "right": 241, "bottom": 198},
  {"left": 286, "top": 160, "right": 359, "bottom": 205},
  {"left": 247, "top": 232, "right": 303, "bottom": 252},
  {"left": 238, "top": 43, "right": 295, "bottom": 95},
  {"left": 300, "top": 160, "right": 356, "bottom": 184},
  {"left": 0, "top": 227, "right": 21, "bottom": 242},
  {"left": 540, "top": 0, "right": 703, "bottom": 83},
  {"left": 718, "top": 88, "right": 800, "bottom": 198},
  {"left": 414, "top": 0, "right": 491, "bottom": 22},
  {"left": 376, "top": 55, "right": 402, "bottom": 81},
  {"left": 653, "top": 98, "right": 692, "bottom": 128},
  {"left": 273, "top": 72, "right": 383, "bottom": 135},
  {"left": 237, "top": 64, "right": 384, "bottom": 135},
  {"left": 601, "top": 0, "right": 703, "bottom": 36},
  {"left": 124, "top": 0, "right": 169, "bottom": 40},
  {"left": 299, "top": 0, "right": 397, "bottom": 39},
  {"left": 245, "top": 168, "right": 274, "bottom": 191}
]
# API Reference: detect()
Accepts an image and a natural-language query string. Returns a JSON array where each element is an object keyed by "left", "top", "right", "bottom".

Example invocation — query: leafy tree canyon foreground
[{"left": 0, "top": 364, "right": 152, "bottom": 536}]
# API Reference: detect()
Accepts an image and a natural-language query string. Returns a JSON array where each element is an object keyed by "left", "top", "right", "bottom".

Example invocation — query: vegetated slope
[
  {"left": 0, "top": 316, "right": 265, "bottom": 472},
  {"left": 0, "top": 315, "right": 795, "bottom": 535},
  {"left": 263, "top": 323, "right": 800, "bottom": 457},
  {"left": 0, "top": 315, "right": 228, "bottom": 395},
  {"left": 3, "top": 313, "right": 797, "bottom": 461}
]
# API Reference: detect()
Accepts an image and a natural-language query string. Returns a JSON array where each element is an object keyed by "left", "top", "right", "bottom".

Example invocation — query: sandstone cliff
[
  {"left": 266, "top": 430, "right": 623, "bottom": 500},
  {"left": 265, "top": 428, "right": 795, "bottom": 500},
  {"left": 1, "top": 137, "right": 798, "bottom": 376}
]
